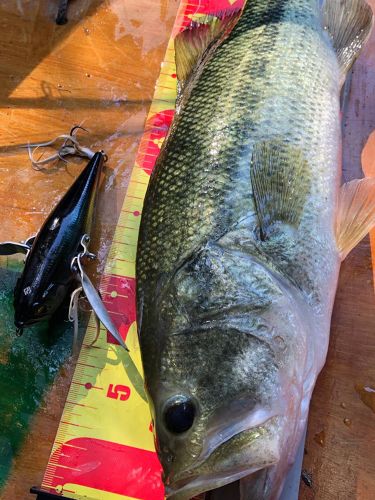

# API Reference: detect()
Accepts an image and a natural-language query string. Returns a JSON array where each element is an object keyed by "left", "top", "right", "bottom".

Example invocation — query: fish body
[
  {"left": 136, "top": 0, "right": 373, "bottom": 498},
  {"left": 14, "top": 152, "right": 104, "bottom": 329}
]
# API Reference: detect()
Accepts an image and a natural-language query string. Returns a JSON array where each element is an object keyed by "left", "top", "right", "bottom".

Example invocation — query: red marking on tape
[
  {"left": 47, "top": 438, "right": 163, "bottom": 498},
  {"left": 138, "top": 110, "right": 175, "bottom": 175},
  {"left": 102, "top": 275, "right": 137, "bottom": 345}
]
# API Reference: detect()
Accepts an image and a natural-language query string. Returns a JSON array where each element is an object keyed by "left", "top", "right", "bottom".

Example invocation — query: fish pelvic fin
[
  {"left": 322, "top": 0, "right": 373, "bottom": 83},
  {"left": 336, "top": 178, "right": 375, "bottom": 259},
  {"left": 174, "top": 9, "right": 242, "bottom": 86},
  {"left": 250, "top": 140, "right": 311, "bottom": 240}
]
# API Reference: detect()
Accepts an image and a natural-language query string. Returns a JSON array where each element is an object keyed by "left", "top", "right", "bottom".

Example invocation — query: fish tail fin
[
  {"left": 336, "top": 178, "right": 375, "bottom": 259},
  {"left": 322, "top": 0, "right": 374, "bottom": 83}
]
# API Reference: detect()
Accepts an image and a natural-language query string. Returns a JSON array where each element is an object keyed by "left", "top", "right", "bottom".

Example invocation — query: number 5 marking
[{"left": 106, "top": 384, "right": 131, "bottom": 401}]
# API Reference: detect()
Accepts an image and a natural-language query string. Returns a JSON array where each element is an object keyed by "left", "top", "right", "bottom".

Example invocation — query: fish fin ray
[
  {"left": 336, "top": 177, "right": 375, "bottom": 259},
  {"left": 250, "top": 140, "right": 311, "bottom": 239},
  {"left": 174, "top": 10, "right": 242, "bottom": 85},
  {"left": 322, "top": 0, "right": 373, "bottom": 81}
]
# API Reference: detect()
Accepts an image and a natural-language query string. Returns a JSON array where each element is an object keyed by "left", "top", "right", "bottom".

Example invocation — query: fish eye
[{"left": 163, "top": 396, "right": 196, "bottom": 434}]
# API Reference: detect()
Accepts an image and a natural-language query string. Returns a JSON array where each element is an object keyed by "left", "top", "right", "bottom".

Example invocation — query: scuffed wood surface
[{"left": 0, "top": 0, "right": 374, "bottom": 498}]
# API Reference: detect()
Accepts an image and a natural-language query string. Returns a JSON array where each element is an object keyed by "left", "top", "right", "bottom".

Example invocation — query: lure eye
[
  {"left": 164, "top": 396, "right": 196, "bottom": 434},
  {"left": 34, "top": 303, "right": 48, "bottom": 316}
]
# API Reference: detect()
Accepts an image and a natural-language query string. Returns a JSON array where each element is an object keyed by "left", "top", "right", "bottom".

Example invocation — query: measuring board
[{"left": 36, "top": 1, "right": 244, "bottom": 499}]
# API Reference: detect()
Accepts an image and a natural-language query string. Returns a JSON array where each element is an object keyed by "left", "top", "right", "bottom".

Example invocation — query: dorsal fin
[
  {"left": 250, "top": 140, "right": 311, "bottom": 240},
  {"left": 174, "top": 10, "right": 242, "bottom": 86},
  {"left": 322, "top": 0, "right": 373, "bottom": 82},
  {"left": 336, "top": 178, "right": 375, "bottom": 259}
]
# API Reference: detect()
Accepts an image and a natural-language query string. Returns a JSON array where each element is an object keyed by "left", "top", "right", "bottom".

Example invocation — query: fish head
[
  {"left": 14, "top": 279, "right": 68, "bottom": 328},
  {"left": 143, "top": 244, "right": 308, "bottom": 498},
  {"left": 150, "top": 330, "right": 283, "bottom": 499}
]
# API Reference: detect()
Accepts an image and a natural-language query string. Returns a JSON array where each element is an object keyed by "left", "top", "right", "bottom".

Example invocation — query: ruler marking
[
  {"left": 115, "top": 225, "right": 138, "bottom": 231},
  {"left": 43, "top": 474, "right": 57, "bottom": 480},
  {"left": 48, "top": 463, "right": 82, "bottom": 472},
  {"left": 81, "top": 343, "right": 108, "bottom": 351},
  {"left": 60, "top": 421, "right": 93, "bottom": 430},
  {"left": 71, "top": 381, "right": 103, "bottom": 390},
  {"left": 82, "top": 353, "right": 101, "bottom": 360},
  {"left": 56, "top": 442, "right": 88, "bottom": 450},
  {"left": 111, "top": 245, "right": 136, "bottom": 255},
  {"left": 127, "top": 194, "right": 143, "bottom": 202},
  {"left": 76, "top": 362, "right": 104, "bottom": 369},
  {"left": 130, "top": 179, "right": 148, "bottom": 186},
  {"left": 113, "top": 257, "right": 136, "bottom": 264}
]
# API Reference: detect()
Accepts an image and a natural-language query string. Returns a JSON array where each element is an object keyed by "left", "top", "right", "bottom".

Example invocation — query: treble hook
[
  {"left": 70, "top": 234, "right": 129, "bottom": 352},
  {"left": 25, "top": 126, "right": 97, "bottom": 170},
  {"left": 70, "top": 125, "right": 89, "bottom": 136}
]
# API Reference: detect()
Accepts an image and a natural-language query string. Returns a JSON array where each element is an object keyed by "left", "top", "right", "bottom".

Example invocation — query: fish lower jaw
[
  {"left": 164, "top": 422, "right": 281, "bottom": 498},
  {"left": 165, "top": 463, "right": 274, "bottom": 500}
]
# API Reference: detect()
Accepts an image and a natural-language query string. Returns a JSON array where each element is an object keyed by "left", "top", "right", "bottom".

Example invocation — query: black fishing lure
[
  {"left": 0, "top": 151, "right": 127, "bottom": 350},
  {"left": 14, "top": 152, "right": 102, "bottom": 331}
]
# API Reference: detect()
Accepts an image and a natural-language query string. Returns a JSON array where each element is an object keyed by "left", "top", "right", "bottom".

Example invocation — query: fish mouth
[
  {"left": 165, "top": 464, "right": 266, "bottom": 499},
  {"left": 166, "top": 455, "right": 278, "bottom": 500},
  {"left": 164, "top": 418, "right": 279, "bottom": 499}
]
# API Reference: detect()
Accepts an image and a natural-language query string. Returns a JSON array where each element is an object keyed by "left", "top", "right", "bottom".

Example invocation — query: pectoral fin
[
  {"left": 250, "top": 140, "right": 311, "bottom": 240},
  {"left": 322, "top": 0, "right": 373, "bottom": 82},
  {"left": 175, "top": 10, "right": 242, "bottom": 86},
  {"left": 336, "top": 177, "right": 375, "bottom": 259}
]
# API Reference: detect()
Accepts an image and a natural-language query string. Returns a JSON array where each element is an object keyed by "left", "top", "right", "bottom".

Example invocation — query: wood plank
[{"left": 0, "top": 0, "right": 374, "bottom": 498}]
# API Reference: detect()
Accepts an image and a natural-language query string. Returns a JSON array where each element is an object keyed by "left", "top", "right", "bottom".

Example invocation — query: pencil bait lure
[{"left": 0, "top": 134, "right": 128, "bottom": 352}]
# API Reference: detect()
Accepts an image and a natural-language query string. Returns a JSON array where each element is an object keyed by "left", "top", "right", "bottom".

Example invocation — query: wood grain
[{"left": 0, "top": 0, "right": 374, "bottom": 499}]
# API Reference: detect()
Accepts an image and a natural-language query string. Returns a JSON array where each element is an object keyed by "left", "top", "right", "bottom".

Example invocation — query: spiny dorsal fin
[
  {"left": 336, "top": 178, "right": 375, "bottom": 259},
  {"left": 174, "top": 10, "right": 242, "bottom": 85},
  {"left": 250, "top": 140, "right": 311, "bottom": 240},
  {"left": 322, "top": 0, "right": 373, "bottom": 82}
]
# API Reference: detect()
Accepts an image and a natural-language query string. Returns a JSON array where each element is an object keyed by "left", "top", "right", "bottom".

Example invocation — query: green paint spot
[
  {"left": 111, "top": 290, "right": 117, "bottom": 298},
  {"left": 0, "top": 261, "right": 73, "bottom": 489}
]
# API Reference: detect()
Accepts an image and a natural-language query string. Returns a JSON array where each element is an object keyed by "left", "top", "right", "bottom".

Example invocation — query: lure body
[{"left": 13, "top": 152, "right": 104, "bottom": 330}]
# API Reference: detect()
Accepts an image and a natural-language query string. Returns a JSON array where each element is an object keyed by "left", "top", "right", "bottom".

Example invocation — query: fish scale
[
  {"left": 136, "top": 0, "right": 374, "bottom": 498},
  {"left": 137, "top": 0, "right": 339, "bottom": 302}
]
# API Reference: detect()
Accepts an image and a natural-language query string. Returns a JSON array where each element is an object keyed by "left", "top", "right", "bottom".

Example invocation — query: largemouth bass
[{"left": 136, "top": 0, "right": 374, "bottom": 498}]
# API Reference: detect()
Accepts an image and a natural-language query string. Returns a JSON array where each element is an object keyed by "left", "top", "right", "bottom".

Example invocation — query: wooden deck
[{"left": 0, "top": 1, "right": 374, "bottom": 498}]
